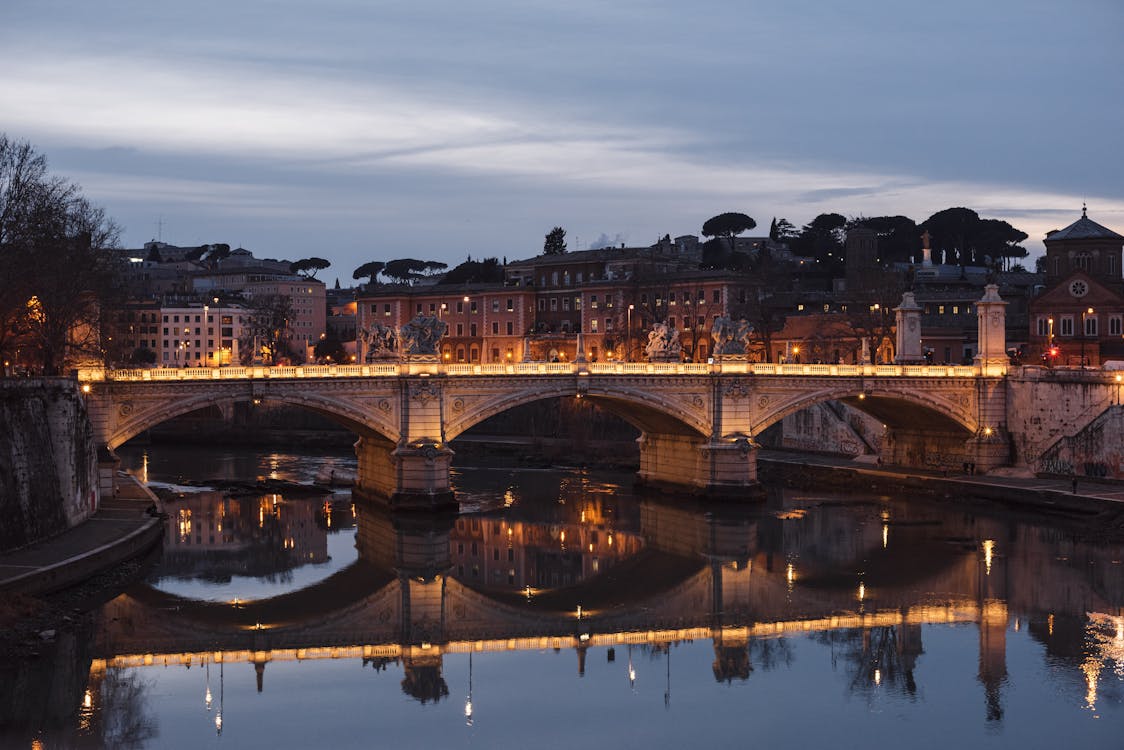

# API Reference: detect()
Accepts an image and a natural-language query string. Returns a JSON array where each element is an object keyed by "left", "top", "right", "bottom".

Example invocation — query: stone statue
[
  {"left": 644, "top": 322, "right": 681, "bottom": 361},
  {"left": 361, "top": 322, "right": 399, "bottom": 362},
  {"left": 711, "top": 317, "right": 753, "bottom": 357},
  {"left": 399, "top": 315, "right": 448, "bottom": 357}
]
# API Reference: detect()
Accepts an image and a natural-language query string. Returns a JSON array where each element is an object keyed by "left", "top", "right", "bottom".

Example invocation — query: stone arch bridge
[{"left": 76, "top": 360, "right": 1064, "bottom": 508}]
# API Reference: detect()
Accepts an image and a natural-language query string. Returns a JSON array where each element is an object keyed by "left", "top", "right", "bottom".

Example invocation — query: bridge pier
[
  {"left": 354, "top": 436, "right": 457, "bottom": 511},
  {"left": 637, "top": 433, "right": 763, "bottom": 500}
]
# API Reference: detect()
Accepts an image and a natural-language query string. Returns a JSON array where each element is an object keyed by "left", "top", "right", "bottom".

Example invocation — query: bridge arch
[
  {"left": 751, "top": 384, "right": 979, "bottom": 437},
  {"left": 444, "top": 381, "right": 711, "bottom": 441},
  {"left": 103, "top": 389, "right": 401, "bottom": 450}
]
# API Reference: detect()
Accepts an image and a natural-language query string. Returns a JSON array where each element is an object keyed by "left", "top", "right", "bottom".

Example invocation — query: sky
[{"left": 3, "top": 0, "right": 1123, "bottom": 280}]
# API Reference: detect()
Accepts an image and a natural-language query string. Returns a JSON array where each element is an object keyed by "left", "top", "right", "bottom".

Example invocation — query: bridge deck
[{"left": 78, "top": 362, "right": 993, "bottom": 381}]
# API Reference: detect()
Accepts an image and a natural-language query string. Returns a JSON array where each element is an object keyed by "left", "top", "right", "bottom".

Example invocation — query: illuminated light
[
  {"left": 1048, "top": 613, "right": 1055, "bottom": 636},
  {"left": 83, "top": 689, "right": 92, "bottom": 709},
  {"left": 786, "top": 564, "right": 795, "bottom": 585},
  {"left": 507, "top": 527, "right": 513, "bottom": 536},
  {"left": 983, "top": 539, "right": 995, "bottom": 575},
  {"left": 215, "top": 711, "right": 223, "bottom": 734},
  {"left": 607, "top": 534, "right": 613, "bottom": 546},
  {"left": 205, "top": 686, "right": 212, "bottom": 709},
  {"left": 576, "top": 605, "right": 582, "bottom": 619},
  {"left": 588, "top": 543, "right": 594, "bottom": 552},
  {"left": 1117, "top": 375, "right": 1123, "bottom": 383},
  {"left": 560, "top": 530, "right": 566, "bottom": 543},
  {"left": 464, "top": 698, "right": 473, "bottom": 724},
  {"left": 421, "top": 642, "right": 431, "bottom": 649},
  {"left": 858, "top": 582, "right": 866, "bottom": 601},
  {"left": 81, "top": 383, "right": 91, "bottom": 394},
  {"left": 983, "top": 426, "right": 993, "bottom": 436},
  {"left": 858, "top": 393, "right": 866, "bottom": 400},
  {"left": 882, "top": 524, "right": 889, "bottom": 549},
  {"left": 874, "top": 669, "right": 882, "bottom": 685},
  {"left": 579, "top": 633, "right": 590, "bottom": 642}
]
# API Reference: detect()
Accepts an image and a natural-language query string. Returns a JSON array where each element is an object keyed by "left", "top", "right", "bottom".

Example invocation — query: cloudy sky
[{"left": 4, "top": 0, "right": 1122, "bottom": 279}]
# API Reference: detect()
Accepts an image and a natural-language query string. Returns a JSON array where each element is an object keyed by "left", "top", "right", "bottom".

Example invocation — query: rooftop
[{"left": 1045, "top": 208, "right": 1124, "bottom": 242}]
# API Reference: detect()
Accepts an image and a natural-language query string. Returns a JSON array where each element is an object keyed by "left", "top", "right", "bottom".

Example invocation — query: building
[{"left": 1028, "top": 209, "right": 1124, "bottom": 366}]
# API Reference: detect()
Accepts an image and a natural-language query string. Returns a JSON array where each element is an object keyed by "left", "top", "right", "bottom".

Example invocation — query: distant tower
[
  {"left": 920, "top": 230, "right": 933, "bottom": 267},
  {"left": 845, "top": 226, "right": 879, "bottom": 292}
]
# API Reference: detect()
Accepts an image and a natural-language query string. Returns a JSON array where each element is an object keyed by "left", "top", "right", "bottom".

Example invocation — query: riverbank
[
  {"left": 759, "top": 450, "right": 1124, "bottom": 539},
  {"left": 0, "top": 474, "right": 164, "bottom": 656}
]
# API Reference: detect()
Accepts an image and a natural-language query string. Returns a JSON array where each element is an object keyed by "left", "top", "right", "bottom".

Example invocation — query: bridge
[{"left": 77, "top": 359, "right": 1026, "bottom": 508}]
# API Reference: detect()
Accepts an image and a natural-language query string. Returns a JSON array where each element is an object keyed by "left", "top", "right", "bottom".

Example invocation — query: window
[
  {"left": 574, "top": 296, "right": 581, "bottom": 310},
  {"left": 492, "top": 322, "right": 499, "bottom": 334},
  {"left": 576, "top": 272, "right": 583, "bottom": 283},
  {"left": 591, "top": 295, "right": 598, "bottom": 309},
  {"left": 1060, "top": 316, "right": 1074, "bottom": 336},
  {"left": 507, "top": 322, "right": 514, "bottom": 335},
  {"left": 470, "top": 323, "right": 477, "bottom": 337},
  {"left": 384, "top": 303, "right": 391, "bottom": 317},
  {"left": 538, "top": 299, "right": 546, "bottom": 311},
  {"left": 1085, "top": 315, "right": 1098, "bottom": 336},
  {"left": 551, "top": 272, "right": 559, "bottom": 285},
  {"left": 591, "top": 319, "right": 599, "bottom": 333},
  {"left": 668, "top": 316, "right": 676, "bottom": 328},
  {"left": 1074, "top": 252, "right": 1092, "bottom": 272},
  {"left": 605, "top": 318, "right": 614, "bottom": 331},
  {"left": 713, "top": 289, "right": 720, "bottom": 303},
  {"left": 416, "top": 303, "right": 423, "bottom": 314},
  {"left": 429, "top": 303, "right": 436, "bottom": 313},
  {"left": 471, "top": 300, "right": 478, "bottom": 313},
  {"left": 551, "top": 298, "right": 558, "bottom": 311},
  {"left": 492, "top": 299, "right": 500, "bottom": 312},
  {"left": 952, "top": 306, "right": 959, "bottom": 315},
  {"left": 507, "top": 298, "right": 514, "bottom": 311},
  {"left": 457, "top": 323, "right": 464, "bottom": 336},
  {"left": 562, "top": 297, "right": 570, "bottom": 311},
  {"left": 1036, "top": 317, "right": 1050, "bottom": 336},
  {"left": 669, "top": 292, "right": 676, "bottom": 305},
  {"left": 1110, "top": 316, "right": 1122, "bottom": 336},
  {"left": 938, "top": 305, "right": 945, "bottom": 315}
]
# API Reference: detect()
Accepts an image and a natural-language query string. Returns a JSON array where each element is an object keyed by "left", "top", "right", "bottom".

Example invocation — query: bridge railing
[{"left": 76, "top": 362, "right": 996, "bottom": 381}]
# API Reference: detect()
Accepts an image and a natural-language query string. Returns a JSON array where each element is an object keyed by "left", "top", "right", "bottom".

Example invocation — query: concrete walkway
[
  {"left": 760, "top": 450, "right": 1124, "bottom": 511},
  {"left": 0, "top": 475, "right": 164, "bottom": 595}
]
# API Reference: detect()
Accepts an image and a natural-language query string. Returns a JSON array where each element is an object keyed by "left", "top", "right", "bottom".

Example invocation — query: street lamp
[
  {"left": 627, "top": 304, "right": 635, "bottom": 361},
  {"left": 203, "top": 304, "right": 209, "bottom": 367},
  {"left": 1081, "top": 307, "right": 1094, "bottom": 369}
]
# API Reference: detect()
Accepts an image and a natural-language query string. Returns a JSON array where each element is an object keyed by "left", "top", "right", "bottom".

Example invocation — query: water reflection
[{"left": 5, "top": 455, "right": 1124, "bottom": 748}]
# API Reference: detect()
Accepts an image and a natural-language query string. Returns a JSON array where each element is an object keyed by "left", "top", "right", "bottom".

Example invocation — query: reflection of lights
[
  {"left": 83, "top": 689, "right": 92, "bottom": 709},
  {"left": 560, "top": 530, "right": 566, "bottom": 543},
  {"left": 1048, "top": 614, "right": 1055, "bottom": 636},
  {"left": 1082, "top": 658, "right": 1100, "bottom": 710},
  {"left": 882, "top": 524, "right": 889, "bottom": 549},
  {"left": 874, "top": 669, "right": 882, "bottom": 686},
  {"left": 786, "top": 564, "right": 795, "bottom": 586},
  {"left": 607, "top": 534, "right": 613, "bottom": 546},
  {"left": 576, "top": 605, "right": 582, "bottom": 619},
  {"left": 589, "top": 543, "right": 594, "bottom": 552},
  {"left": 503, "top": 489, "right": 516, "bottom": 507},
  {"left": 215, "top": 711, "right": 223, "bottom": 734},
  {"left": 858, "top": 582, "right": 866, "bottom": 601},
  {"left": 983, "top": 540, "right": 995, "bottom": 575}
]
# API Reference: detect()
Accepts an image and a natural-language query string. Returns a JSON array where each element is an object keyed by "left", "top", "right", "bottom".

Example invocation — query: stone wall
[{"left": 0, "top": 379, "right": 99, "bottom": 551}]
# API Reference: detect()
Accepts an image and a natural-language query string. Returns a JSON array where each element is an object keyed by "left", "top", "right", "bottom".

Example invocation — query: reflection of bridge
[
  {"left": 80, "top": 362, "right": 1031, "bottom": 507},
  {"left": 91, "top": 497, "right": 1124, "bottom": 712}
]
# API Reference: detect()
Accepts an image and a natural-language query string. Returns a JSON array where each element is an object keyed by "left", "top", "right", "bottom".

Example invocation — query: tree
[
  {"left": 240, "top": 294, "right": 296, "bottom": 365},
  {"left": 290, "top": 256, "right": 331, "bottom": 279},
  {"left": 0, "top": 135, "right": 122, "bottom": 373},
  {"left": 205, "top": 243, "right": 231, "bottom": 267},
  {"left": 384, "top": 258, "right": 430, "bottom": 285},
  {"left": 702, "top": 212, "right": 757, "bottom": 240},
  {"left": 543, "top": 226, "right": 567, "bottom": 255},
  {"left": 846, "top": 215, "right": 920, "bottom": 264},
  {"left": 792, "top": 213, "right": 846, "bottom": 271},
  {"left": 438, "top": 257, "right": 504, "bottom": 285},
  {"left": 313, "top": 334, "right": 349, "bottom": 364},
  {"left": 772, "top": 217, "right": 798, "bottom": 242},
  {"left": 353, "top": 261, "right": 385, "bottom": 287},
  {"left": 921, "top": 208, "right": 1028, "bottom": 269}
]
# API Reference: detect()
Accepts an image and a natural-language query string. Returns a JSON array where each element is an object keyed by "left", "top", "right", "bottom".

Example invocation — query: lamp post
[
  {"left": 463, "top": 295, "right": 470, "bottom": 363},
  {"left": 627, "top": 304, "right": 635, "bottom": 361},
  {"left": 1081, "top": 307, "right": 1094, "bottom": 369},
  {"left": 203, "top": 304, "right": 209, "bottom": 367}
]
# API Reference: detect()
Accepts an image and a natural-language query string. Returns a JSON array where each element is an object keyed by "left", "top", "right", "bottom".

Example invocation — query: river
[{"left": 6, "top": 444, "right": 1124, "bottom": 749}]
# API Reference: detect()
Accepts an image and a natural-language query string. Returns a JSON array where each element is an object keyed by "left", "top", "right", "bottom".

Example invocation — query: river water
[{"left": 9, "top": 445, "right": 1124, "bottom": 749}]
